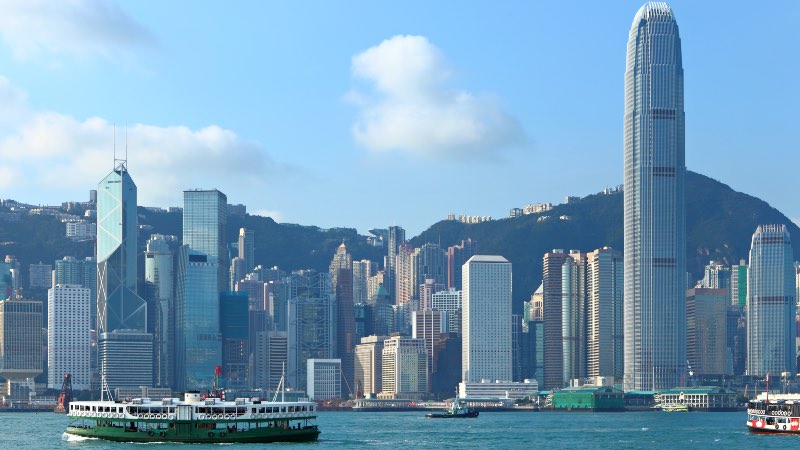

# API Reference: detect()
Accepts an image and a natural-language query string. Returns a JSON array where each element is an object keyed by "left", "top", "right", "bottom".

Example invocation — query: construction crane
[{"left": 54, "top": 373, "right": 73, "bottom": 414}]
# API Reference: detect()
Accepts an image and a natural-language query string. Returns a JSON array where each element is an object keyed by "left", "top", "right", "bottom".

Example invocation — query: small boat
[
  {"left": 651, "top": 393, "right": 689, "bottom": 412},
  {"left": 425, "top": 400, "right": 479, "bottom": 419},
  {"left": 660, "top": 403, "right": 689, "bottom": 412}
]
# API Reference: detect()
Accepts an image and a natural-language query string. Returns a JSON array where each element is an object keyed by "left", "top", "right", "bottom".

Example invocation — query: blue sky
[{"left": 0, "top": 1, "right": 797, "bottom": 236}]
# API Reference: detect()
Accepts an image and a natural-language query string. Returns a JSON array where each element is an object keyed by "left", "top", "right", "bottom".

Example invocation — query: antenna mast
[{"left": 113, "top": 124, "right": 127, "bottom": 173}]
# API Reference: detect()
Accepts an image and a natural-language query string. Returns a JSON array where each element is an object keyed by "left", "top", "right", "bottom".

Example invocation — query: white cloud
[
  {"left": 0, "top": 0, "right": 155, "bottom": 63},
  {"left": 349, "top": 35, "right": 524, "bottom": 158},
  {"left": 0, "top": 77, "right": 282, "bottom": 208}
]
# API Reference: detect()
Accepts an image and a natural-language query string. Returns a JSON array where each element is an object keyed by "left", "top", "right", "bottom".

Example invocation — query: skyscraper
[
  {"left": 286, "top": 271, "right": 335, "bottom": 389},
  {"left": 54, "top": 256, "right": 97, "bottom": 330},
  {"left": 561, "top": 251, "right": 586, "bottom": 386},
  {"left": 238, "top": 228, "right": 255, "bottom": 274},
  {"left": 542, "top": 249, "right": 569, "bottom": 389},
  {"left": 97, "top": 160, "right": 147, "bottom": 334},
  {"left": 352, "top": 259, "right": 375, "bottom": 305},
  {"left": 175, "top": 246, "right": 221, "bottom": 390},
  {"left": 395, "top": 243, "right": 414, "bottom": 308},
  {"left": 431, "top": 288, "right": 461, "bottom": 335},
  {"left": 386, "top": 226, "right": 405, "bottom": 303},
  {"left": 329, "top": 242, "right": 352, "bottom": 287},
  {"left": 731, "top": 260, "right": 748, "bottom": 308},
  {"left": 48, "top": 285, "right": 91, "bottom": 390},
  {"left": 623, "top": 2, "right": 686, "bottom": 390},
  {"left": 686, "top": 288, "right": 727, "bottom": 376},
  {"left": 0, "top": 297, "right": 43, "bottom": 401},
  {"left": 220, "top": 291, "right": 249, "bottom": 390},
  {"left": 746, "top": 225, "right": 795, "bottom": 376},
  {"left": 97, "top": 160, "right": 151, "bottom": 390},
  {"left": 144, "top": 234, "right": 176, "bottom": 388},
  {"left": 380, "top": 336, "right": 428, "bottom": 400},
  {"left": 586, "top": 247, "right": 624, "bottom": 380},
  {"left": 329, "top": 243, "right": 354, "bottom": 398},
  {"left": 183, "top": 189, "right": 228, "bottom": 292},
  {"left": 354, "top": 335, "right": 386, "bottom": 397},
  {"left": 412, "top": 243, "right": 447, "bottom": 299},
  {"left": 253, "top": 330, "right": 287, "bottom": 391},
  {"left": 461, "top": 255, "right": 512, "bottom": 384}
]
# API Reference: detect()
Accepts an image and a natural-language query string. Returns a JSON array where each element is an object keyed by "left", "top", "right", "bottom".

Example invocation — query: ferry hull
[
  {"left": 746, "top": 424, "right": 800, "bottom": 434},
  {"left": 65, "top": 424, "right": 320, "bottom": 443}
]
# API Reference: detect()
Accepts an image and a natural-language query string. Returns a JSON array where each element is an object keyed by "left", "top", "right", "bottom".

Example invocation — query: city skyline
[
  {"left": 1, "top": 1, "right": 799, "bottom": 407},
  {"left": 0, "top": 1, "right": 797, "bottom": 236}
]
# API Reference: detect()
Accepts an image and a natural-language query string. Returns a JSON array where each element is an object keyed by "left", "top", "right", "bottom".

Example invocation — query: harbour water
[{"left": 0, "top": 411, "right": 794, "bottom": 449}]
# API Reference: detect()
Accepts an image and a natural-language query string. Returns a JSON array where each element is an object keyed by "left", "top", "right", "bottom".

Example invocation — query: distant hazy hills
[{"left": 3, "top": 171, "right": 798, "bottom": 311}]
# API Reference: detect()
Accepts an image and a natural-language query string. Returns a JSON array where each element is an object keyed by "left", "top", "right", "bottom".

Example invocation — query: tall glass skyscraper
[
  {"left": 183, "top": 189, "right": 228, "bottom": 292},
  {"left": 97, "top": 160, "right": 153, "bottom": 390},
  {"left": 97, "top": 161, "right": 147, "bottom": 334},
  {"left": 623, "top": 2, "right": 686, "bottom": 390},
  {"left": 746, "top": 225, "right": 796, "bottom": 377},
  {"left": 175, "top": 245, "right": 220, "bottom": 390}
]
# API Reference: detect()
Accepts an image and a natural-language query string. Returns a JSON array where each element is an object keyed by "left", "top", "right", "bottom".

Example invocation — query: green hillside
[{"left": 410, "top": 171, "right": 800, "bottom": 307}]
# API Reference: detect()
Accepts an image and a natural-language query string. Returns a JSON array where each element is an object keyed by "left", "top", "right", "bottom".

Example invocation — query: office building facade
[
  {"left": 462, "top": 255, "right": 512, "bottom": 383},
  {"left": 746, "top": 225, "right": 796, "bottom": 376},
  {"left": 587, "top": 247, "right": 624, "bottom": 379},
  {"left": 47, "top": 284, "right": 91, "bottom": 390},
  {"left": 623, "top": 2, "right": 686, "bottom": 390}
]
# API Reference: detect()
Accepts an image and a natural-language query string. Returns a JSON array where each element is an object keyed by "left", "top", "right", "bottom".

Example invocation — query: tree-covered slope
[{"left": 410, "top": 171, "right": 800, "bottom": 309}]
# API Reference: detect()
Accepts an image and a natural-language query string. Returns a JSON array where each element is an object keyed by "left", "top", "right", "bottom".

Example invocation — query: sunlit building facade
[
  {"left": 746, "top": 225, "right": 795, "bottom": 376},
  {"left": 623, "top": 2, "right": 686, "bottom": 390}
]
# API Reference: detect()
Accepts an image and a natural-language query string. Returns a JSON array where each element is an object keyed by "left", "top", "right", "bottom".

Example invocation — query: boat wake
[{"left": 62, "top": 433, "right": 98, "bottom": 442}]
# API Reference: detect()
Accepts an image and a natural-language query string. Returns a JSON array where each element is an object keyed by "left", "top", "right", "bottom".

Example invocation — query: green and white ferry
[{"left": 65, "top": 391, "right": 320, "bottom": 443}]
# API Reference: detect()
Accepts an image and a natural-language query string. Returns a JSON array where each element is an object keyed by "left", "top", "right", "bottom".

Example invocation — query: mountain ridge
[{"left": 2, "top": 171, "right": 797, "bottom": 312}]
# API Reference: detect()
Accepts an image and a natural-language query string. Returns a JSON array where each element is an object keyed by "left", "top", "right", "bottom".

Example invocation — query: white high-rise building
[
  {"left": 746, "top": 225, "right": 796, "bottom": 376},
  {"left": 354, "top": 335, "right": 386, "bottom": 397},
  {"left": 352, "top": 260, "right": 374, "bottom": 305},
  {"left": 306, "top": 359, "right": 342, "bottom": 401},
  {"left": 623, "top": 2, "right": 686, "bottom": 390},
  {"left": 462, "top": 255, "right": 512, "bottom": 383},
  {"left": 431, "top": 288, "right": 461, "bottom": 334},
  {"left": 379, "top": 336, "right": 427, "bottom": 399},
  {"left": 48, "top": 284, "right": 91, "bottom": 390}
]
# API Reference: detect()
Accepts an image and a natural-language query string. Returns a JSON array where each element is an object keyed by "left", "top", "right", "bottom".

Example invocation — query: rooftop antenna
[{"left": 113, "top": 124, "right": 127, "bottom": 173}]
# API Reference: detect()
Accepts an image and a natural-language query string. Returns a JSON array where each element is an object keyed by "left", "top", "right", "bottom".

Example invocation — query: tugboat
[{"left": 425, "top": 399, "right": 479, "bottom": 419}]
